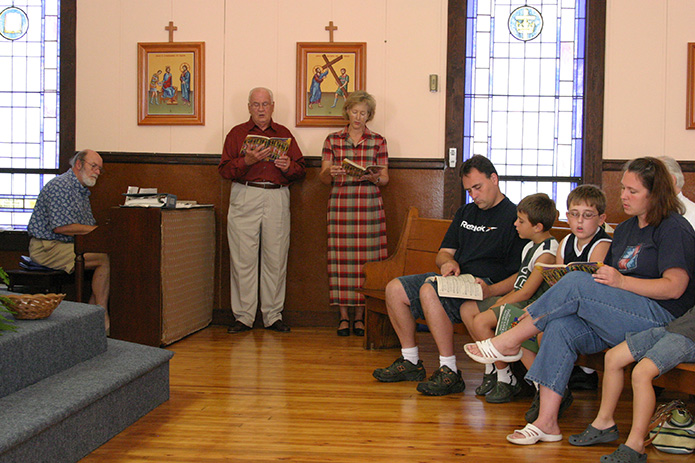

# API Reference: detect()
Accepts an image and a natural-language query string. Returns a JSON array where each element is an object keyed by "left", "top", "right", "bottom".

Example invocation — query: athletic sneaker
[
  {"left": 475, "top": 372, "right": 497, "bottom": 396},
  {"left": 373, "top": 356, "right": 426, "bottom": 382},
  {"left": 416, "top": 365, "right": 466, "bottom": 396},
  {"left": 485, "top": 380, "right": 522, "bottom": 403}
]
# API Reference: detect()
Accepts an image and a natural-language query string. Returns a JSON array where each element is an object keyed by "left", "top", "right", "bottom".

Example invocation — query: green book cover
[{"left": 495, "top": 304, "right": 539, "bottom": 353}]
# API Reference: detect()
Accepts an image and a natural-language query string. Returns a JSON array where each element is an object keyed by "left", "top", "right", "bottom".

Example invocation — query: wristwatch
[{"left": 375, "top": 177, "right": 381, "bottom": 185}]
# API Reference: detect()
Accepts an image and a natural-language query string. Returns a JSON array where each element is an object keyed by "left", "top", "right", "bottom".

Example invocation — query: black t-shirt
[
  {"left": 440, "top": 197, "right": 527, "bottom": 284},
  {"left": 605, "top": 213, "right": 695, "bottom": 317}
]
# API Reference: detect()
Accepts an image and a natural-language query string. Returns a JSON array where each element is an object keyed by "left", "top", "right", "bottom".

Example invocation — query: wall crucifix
[{"left": 165, "top": 21, "right": 177, "bottom": 42}]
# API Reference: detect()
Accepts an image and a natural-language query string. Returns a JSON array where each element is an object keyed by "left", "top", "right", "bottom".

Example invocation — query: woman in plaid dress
[{"left": 319, "top": 91, "right": 389, "bottom": 336}]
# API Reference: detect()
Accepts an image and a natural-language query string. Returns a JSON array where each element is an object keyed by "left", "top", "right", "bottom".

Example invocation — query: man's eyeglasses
[
  {"left": 83, "top": 161, "right": 104, "bottom": 174},
  {"left": 250, "top": 102, "right": 271, "bottom": 109},
  {"left": 567, "top": 211, "right": 599, "bottom": 220}
]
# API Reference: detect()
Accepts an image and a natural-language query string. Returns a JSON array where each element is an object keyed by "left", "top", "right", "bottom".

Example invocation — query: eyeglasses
[
  {"left": 567, "top": 210, "right": 599, "bottom": 220},
  {"left": 250, "top": 102, "right": 272, "bottom": 109},
  {"left": 82, "top": 161, "right": 104, "bottom": 174}
]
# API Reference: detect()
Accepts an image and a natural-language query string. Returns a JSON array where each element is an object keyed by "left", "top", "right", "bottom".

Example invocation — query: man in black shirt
[{"left": 373, "top": 155, "right": 526, "bottom": 395}]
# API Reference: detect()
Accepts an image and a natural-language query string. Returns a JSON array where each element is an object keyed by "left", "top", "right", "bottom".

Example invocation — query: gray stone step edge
[{"left": 0, "top": 338, "right": 174, "bottom": 454}]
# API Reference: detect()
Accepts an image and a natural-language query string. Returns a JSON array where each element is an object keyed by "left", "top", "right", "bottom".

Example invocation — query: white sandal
[
  {"left": 463, "top": 339, "right": 522, "bottom": 364},
  {"left": 506, "top": 423, "right": 562, "bottom": 445}
]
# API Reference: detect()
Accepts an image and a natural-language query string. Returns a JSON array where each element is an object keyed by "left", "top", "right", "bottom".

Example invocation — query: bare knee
[
  {"left": 385, "top": 279, "right": 410, "bottom": 314},
  {"left": 460, "top": 300, "right": 479, "bottom": 327},
  {"left": 631, "top": 359, "right": 659, "bottom": 387},
  {"left": 385, "top": 278, "right": 406, "bottom": 304},
  {"left": 472, "top": 311, "right": 496, "bottom": 337},
  {"left": 84, "top": 252, "right": 110, "bottom": 272}
]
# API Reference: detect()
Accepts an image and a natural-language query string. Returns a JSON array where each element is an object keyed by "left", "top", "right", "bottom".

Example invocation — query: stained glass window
[
  {"left": 464, "top": 0, "right": 586, "bottom": 216},
  {"left": 0, "top": 0, "right": 60, "bottom": 230}
]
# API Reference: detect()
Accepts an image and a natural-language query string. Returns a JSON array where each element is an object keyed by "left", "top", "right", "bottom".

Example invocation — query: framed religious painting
[
  {"left": 137, "top": 42, "right": 205, "bottom": 125},
  {"left": 296, "top": 42, "right": 366, "bottom": 127},
  {"left": 688, "top": 43, "right": 695, "bottom": 129}
]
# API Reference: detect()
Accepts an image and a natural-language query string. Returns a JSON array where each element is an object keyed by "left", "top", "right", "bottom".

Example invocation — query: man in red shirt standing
[{"left": 218, "top": 87, "right": 306, "bottom": 333}]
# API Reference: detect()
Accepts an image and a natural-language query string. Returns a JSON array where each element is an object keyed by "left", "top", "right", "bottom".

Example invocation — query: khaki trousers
[{"left": 227, "top": 183, "right": 290, "bottom": 327}]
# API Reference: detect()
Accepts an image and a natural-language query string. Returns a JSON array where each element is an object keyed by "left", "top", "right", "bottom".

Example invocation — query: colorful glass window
[
  {"left": 463, "top": 0, "right": 586, "bottom": 216},
  {"left": 0, "top": 0, "right": 60, "bottom": 230}
]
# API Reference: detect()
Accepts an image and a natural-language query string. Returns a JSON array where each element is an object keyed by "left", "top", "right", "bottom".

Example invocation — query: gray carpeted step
[
  {"left": 0, "top": 338, "right": 173, "bottom": 463},
  {"left": 0, "top": 296, "right": 106, "bottom": 399}
]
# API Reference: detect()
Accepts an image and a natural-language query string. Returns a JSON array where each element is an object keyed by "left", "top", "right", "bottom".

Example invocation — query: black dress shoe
[
  {"left": 228, "top": 320, "right": 252, "bottom": 333},
  {"left": 337, "top": 319, "right": 350, "bottom": 336},
  {"left": 352, "top": 319, "right": 365, "bottom": 337},
  {"left": 266, "top": 319, "right": 291, "bottom": 332}
]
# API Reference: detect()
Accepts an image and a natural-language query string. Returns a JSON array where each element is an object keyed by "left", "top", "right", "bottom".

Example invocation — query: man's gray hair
[
  {"left": 658, "top": 156, "right": 685, "bottom": 189},
  {"left": 70, "top": 150, "right": 89, "bottom": 167},
  {"left": 248, "top": 87, "right": 274, "bottom": 104}
]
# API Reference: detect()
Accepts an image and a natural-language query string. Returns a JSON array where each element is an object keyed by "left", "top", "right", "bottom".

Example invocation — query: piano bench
[{"left": 5, "top": 268, "right": 72, "bottom": 294}]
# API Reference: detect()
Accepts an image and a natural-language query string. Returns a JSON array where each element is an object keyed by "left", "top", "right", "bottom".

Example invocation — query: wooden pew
[
  {"left": 361, "top": 207, "right": 450, "bottom": 349},
  {"left": 360, "top": 208, "right": 695, "bottom": 396}
]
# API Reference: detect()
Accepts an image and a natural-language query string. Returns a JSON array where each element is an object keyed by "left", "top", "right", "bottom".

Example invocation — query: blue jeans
[{"left": 525, "top": 272, "right": 675, "bottom": 395}]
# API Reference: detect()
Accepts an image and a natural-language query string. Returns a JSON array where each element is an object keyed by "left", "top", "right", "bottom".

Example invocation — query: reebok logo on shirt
[{"left": 459, "top": 220, "right": 497, "bottom": 233}]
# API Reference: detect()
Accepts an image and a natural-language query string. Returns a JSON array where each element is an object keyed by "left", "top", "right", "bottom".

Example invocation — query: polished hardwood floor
[{"left": 82, "top": 326, "right": 691, "bottom": 462}]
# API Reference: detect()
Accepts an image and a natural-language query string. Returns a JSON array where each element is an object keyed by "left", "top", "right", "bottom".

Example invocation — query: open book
[
  {"left": 341, "top": 158, "right": 386, "bottom": 178},
  {"left": 535, "top": 261, "right": 604, "bottom": 286},
  {"left": 241, "top": 135, "right": 292, "bottom": 161},
  {"left": 495, "top": 304, "right": 539, "bottom": 353},
  {"left": 425, "top": 274, "right": 483, "bottom": 300}
]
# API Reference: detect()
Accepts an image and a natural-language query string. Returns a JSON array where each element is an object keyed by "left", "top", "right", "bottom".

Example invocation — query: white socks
[
  {"left": 496, "top": 365, "right": 516, "bottom": 386},
  {"left": 401, "top": 346, "right": 419, "bottom": 365},
  {"left": 485, "top": 363, "right": 496, "bottom": 375},
  {"left": 439, "top": 355, "right": 457, "bottom": 372}
]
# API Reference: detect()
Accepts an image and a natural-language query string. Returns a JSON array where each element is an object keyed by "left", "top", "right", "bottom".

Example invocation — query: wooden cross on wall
[
  {"left": 165, "top": 21, "right": 177, "bottom": 42},
  {"left": 325, "top": 21, "right": 337, "bottom": 42}
]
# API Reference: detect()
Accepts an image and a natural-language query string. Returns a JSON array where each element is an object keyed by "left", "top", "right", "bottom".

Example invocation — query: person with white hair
[
  {"left": 27, "top": 149, "right": 111, "bottom": 330},
  {"left": 218, "top": 87, "right": 306, "bottom": 333},
  {"left": 659, "top": 155, "right": 695, "bottom": 228}
]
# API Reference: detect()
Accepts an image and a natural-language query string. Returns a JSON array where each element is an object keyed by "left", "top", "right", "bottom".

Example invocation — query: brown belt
[{"left": 235, "top": 181, "right": 285, "bottom": 190}]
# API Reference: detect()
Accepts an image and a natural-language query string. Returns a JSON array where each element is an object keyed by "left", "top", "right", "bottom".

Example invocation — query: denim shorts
[
  {"left": 626, "top": 327, "right": 695, "bottom": 376},
  {"left": 398, "top": 272, "right": 492, "bottom": 324}
]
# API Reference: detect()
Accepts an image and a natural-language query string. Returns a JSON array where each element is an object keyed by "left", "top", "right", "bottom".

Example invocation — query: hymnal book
[
  {"left": 424, "top": 274, "right": 483, "bottom": 300},
  {"left": 241, "top": 135, "right": 292, "bottom": 161},
  {"left": 535, "top": 261, "right": 604, "bottom": 286},
  {"left": 341, "top": 158, "right": 386, "bottom": 178},
  {"left": 495, "top": 304, "right": 539, "bottom": 353}
]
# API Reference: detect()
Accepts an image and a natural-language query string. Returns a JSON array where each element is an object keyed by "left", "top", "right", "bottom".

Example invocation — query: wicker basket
[{"left": 0, "top": 293, "right": 65, "bottom": 320}]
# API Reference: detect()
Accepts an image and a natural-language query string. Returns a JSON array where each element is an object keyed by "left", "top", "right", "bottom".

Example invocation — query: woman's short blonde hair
[{"left": 342, "top": 90, "right": 376, "bottom": 122}]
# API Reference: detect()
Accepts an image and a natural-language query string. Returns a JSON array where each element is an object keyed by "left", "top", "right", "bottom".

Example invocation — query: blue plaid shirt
[{"left": 27, "top": 169, "right": 96, "bottom": 243}]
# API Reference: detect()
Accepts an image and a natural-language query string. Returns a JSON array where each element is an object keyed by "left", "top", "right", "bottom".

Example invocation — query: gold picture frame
[
  {"left": 137, "top": 42, "right": 205, "bottom": 125},
  {"left": 688, "top": 43, "right": 695, "bottom": 129},
  {"left": 296, "top": 42, "right": 366, "bottom": 127}
]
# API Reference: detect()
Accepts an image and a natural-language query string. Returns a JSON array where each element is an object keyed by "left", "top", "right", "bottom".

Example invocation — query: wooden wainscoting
[{"left": 87, "top": 154, "right": 446, "bottom": 328}]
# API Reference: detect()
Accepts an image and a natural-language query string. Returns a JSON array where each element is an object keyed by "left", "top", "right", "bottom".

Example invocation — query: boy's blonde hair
[
  {"left": 517, "top": 193, "right": 557, "bottom": 232},
  {"left": 566, "top": 184, "right": 607, "bottom": 215}
]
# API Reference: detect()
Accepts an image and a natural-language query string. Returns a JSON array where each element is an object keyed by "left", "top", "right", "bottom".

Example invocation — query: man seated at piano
[{"left": 27, "top": 149, "right": 111, "bottom": 330}]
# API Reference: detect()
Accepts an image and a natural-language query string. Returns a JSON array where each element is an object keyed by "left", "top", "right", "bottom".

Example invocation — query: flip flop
[
  {"left": 464, "top": 339, "right": 523, "bottom": 364},
  {"left": 569, "top": 424, "right": 619, "bottom": 446},
  {"left": 506, "top": 423, "right": 563, "bottom": 445}
]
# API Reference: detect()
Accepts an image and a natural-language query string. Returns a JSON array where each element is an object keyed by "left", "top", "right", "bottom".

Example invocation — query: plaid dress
[{"left": 322, "top": 126, "right": 388, "bottom": 307}]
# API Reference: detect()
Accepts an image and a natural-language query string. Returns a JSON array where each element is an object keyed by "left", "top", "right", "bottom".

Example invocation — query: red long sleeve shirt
[{"left": 218, "top": 118, "right": 306, "bottom": 185}]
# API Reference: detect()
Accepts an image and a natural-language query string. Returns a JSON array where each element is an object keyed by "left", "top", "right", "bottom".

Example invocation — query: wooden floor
[{"left": 81, "top": 326, "right": 691, "bottom": 462}]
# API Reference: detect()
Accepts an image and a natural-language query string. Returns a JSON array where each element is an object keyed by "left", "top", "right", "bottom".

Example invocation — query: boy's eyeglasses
[{"left": 567, "top": 211, "right": 599, "bottom": 220}]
